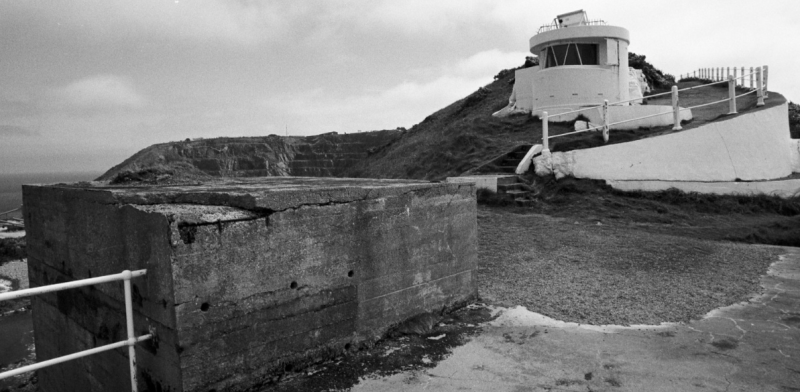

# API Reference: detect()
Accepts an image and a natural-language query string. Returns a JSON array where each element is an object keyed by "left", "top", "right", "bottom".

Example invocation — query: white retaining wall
[
  {"left": 535, "top": 102, "right": 794, "bottom": 181},
  {"left": 607, "top": 179, "right": 800, "bottom": 197}
]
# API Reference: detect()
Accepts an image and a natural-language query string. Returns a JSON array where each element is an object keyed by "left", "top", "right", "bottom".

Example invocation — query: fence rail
[
  {"left": 539, "top": 65, "right": 769, "bottom": 150},
  {"left": 0, "top": 269, "right": 151, "bottom": 392},
  {"left": 679, "top": 66, "right": 769, "bottom": 90}
]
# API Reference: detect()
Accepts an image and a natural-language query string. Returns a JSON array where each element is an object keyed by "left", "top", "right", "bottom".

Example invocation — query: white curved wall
[
  {"left": 536, "top": 103, "right": 793, "bottom": 181},
  {"left": 532, "top": 66, "right": 623, "bottom": 111}
]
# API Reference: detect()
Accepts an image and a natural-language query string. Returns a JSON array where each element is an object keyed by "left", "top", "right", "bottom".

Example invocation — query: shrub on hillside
[
  {"left": 629, "top": 52, "right": 675, "bottom": 89},
  {"left": 459, "top": 87, "right": 492, "bottom": 111},
  {"left": 493, "top": 56, "right": 539, "bottom": 81},
  {"left": 789, "top": 102, "right": 800, "bottom": 139}
]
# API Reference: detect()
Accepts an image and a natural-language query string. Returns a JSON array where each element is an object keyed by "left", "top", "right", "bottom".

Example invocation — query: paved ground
[{"left": 352, "top": 247, "right": 800, "bottom": 391}]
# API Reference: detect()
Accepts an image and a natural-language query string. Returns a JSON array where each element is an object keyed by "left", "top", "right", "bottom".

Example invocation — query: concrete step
[
  {"left": 497, "top": 183, "right": 525, "bottom": 192},
  {"left": 495, "top": 175, "right": 520, "bottom": 185}
]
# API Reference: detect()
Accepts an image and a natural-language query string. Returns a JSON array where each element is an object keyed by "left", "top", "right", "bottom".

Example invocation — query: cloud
[
  {"left": 3, "top": 0, "right": 296, "bottom": 46},
  {"left": 0, "top": 125, "right": 37, "bottom": 137},
  {"left": 50, "top": 75, "right": 146, "bottom": 110},
  {"left": 267, "top": 50, "right": 529, "bottom": 134}
]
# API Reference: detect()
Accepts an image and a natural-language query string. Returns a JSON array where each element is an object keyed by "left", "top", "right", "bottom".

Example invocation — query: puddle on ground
[{"left": 488, "top": 305, "right": 678, "bottom": 332}]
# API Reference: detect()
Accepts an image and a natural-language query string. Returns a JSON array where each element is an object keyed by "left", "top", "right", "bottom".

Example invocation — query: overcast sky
[{"left": 1, "top": 0, "right": 798, "bottom": 174}]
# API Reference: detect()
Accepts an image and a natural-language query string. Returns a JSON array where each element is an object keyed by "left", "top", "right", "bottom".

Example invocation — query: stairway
[
  {"left": 493, "top": 144, "right": 533, "bottom": 174},
  {"left": 495, "top": 175, "right": 536, "bottom": 206}
]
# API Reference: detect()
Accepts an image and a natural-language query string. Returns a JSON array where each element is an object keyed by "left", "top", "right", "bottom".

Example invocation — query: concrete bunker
[{"left": 22, "top": 177, "right": 478, "bottom": 391}]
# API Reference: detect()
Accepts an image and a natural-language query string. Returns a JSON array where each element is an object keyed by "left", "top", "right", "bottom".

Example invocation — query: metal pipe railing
[
  {"left": 0, "top": 206, "right": 22, "bottom": 218},
  {"left": 538, "top": 66, "right": 768, "bottom": 146},
  {"left": 0, "top": 269, "right": 150, "bottom": 392}
]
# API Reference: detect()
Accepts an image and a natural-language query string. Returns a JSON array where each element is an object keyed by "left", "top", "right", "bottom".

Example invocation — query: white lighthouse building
[{"left": 498, "top": 10, "right": 688, "bottom": 129}]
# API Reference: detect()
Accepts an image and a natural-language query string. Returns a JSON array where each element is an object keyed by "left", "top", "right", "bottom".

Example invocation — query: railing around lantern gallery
[
  {"left": 0, "top": 269, "right": 152, "bottom": 392},
  {"left": 536, "top": 18, "right": 607, "bottom": 34},
  {"left": 539, "top": 66, "right": 770, "bottom": 150}
]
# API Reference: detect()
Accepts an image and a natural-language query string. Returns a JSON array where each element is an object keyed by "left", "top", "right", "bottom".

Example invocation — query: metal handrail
[
  {"left": 539, "top": 66, "right": 769, "bottom": 147},
  {"left": 0, "top": 269, "right": 150, "bottom": 392},
  {"left": 0, "top": 206, "right": 22, "bottom": 218}
]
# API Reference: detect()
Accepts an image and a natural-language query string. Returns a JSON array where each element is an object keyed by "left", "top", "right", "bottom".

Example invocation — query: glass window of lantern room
[
  {"left": 577, "top": 44, "right": 598, "bottom": 65},
  {"left": 564, "top": 43, "right": 581, "bottom": 65},
  {"left": 545, "top": 43, "right": 599, "bottom": 68}
]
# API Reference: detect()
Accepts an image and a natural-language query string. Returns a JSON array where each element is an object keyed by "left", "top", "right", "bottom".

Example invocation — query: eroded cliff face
[{"left": 98, "top": 131, "right": 401, "bottom": 181}]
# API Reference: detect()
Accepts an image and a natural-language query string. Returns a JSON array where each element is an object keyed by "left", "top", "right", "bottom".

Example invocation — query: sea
[{"left": 0, "top": 171, "right": 102, "bottom": 218}]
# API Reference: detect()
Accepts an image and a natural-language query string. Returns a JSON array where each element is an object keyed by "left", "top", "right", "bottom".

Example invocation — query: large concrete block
[{"left": 22, "top": 177, "right": 477, "bottom": 392}]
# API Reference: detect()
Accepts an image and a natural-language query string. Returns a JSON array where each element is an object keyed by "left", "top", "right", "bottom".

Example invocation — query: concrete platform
[
  {"left": 446, "top": 175, "right": 518, "bottom": 193},
  {"left": 353, "top": 247, "right": 800, "bottom": 391}
]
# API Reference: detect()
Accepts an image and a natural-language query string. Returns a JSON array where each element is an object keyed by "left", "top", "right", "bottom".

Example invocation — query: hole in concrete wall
[
  {"left": 178, "top": 224, "right": 197, "bottom": 244},
  {"left": 290, "top": 281, "right": 298, "bottom": 289},
  {"left": 344, "top": 343, "right": 352, "bottom": 351},
  {"left": 348, "top": 270, "right": 354, "bottom": 278},
  {"left": 200, "top": 302, "right": 210, "bottom": 312}
]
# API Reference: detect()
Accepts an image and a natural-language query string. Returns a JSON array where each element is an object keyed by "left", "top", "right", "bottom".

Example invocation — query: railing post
[
  {"left": 602, "top": 100, "right": 609, "bottom": 143},
  {"left": 541, "top": 111, "right": 549, "bottom": 151},
  {"left": 756, "top": 66, "right": 764, "bottom": 107},
  {"left": 123, "top": 270, "right": 139, "bottom": 392},
  {"left": 740, "top": 66, "right": 745, "bottom": 86},
  {"left": 671, "top": 85, "right": 682, "bottom": 131},
  {"left": 716, "top": 67, "right": 720, "bottom": 81},
  {"left": 750, "top": 66, "right": 754, "bottom": 89},
  {"left": 763, "top": 65, "right": 769, "bottom": 98},
  {"left": 733, "top": 67, "right": 737, "bottom": 86},
  {"left": 728, "top": 75, "right": 737, "bottom": 115}
]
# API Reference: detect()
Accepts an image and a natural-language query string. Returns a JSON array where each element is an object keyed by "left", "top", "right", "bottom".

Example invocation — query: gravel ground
[{"left": 477, "top": 207, "right": 782, "bottom": 325}]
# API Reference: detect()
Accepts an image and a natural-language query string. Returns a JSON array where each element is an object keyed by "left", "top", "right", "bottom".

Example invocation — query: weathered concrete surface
[
  {"left": 353, "top": 247, "right": 800, "bottom": 391},
  {"left": 445, "top": 175, "right": 517, "bottom": 193},
  {"left": 607, "top": 178, "right": 800, "bottom": 198},
  {"left": 22, "top": 177, "right": 477, "bottom": 392},
  {"left": 534, "top": 101, "right": 793, "bottom": 182}
]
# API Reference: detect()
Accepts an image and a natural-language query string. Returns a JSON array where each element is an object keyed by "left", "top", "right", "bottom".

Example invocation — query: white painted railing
[
  {"left": 680, "top": 66, "right": 769, "bottom": 91},
  {"left": 539, "top": 66, "right": 769, "bottom": 150},
  {"left": 537, "top": 18, "right": 607, "bottom": 34},
  {"left": 0, "top": 269, "right": 151, "bottom": 392}
]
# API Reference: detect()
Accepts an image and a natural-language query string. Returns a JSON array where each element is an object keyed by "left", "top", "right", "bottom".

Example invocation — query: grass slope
[{"left": 342, "top": 67, "right": 565, "bottom": 180}]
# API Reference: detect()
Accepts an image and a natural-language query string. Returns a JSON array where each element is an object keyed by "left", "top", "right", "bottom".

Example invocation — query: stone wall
[{"left": 23, "top": 177, "right": 477, "bottom": 392}]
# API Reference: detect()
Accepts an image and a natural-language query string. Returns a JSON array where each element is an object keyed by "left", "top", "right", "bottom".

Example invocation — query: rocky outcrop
[{"left": 97, "top": 131, "right": 401, "bottom": 181}]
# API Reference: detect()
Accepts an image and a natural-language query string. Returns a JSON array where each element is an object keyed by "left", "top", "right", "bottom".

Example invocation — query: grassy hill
[{"left": 101, "top": 53, "right": 789, "bottom": 183}]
